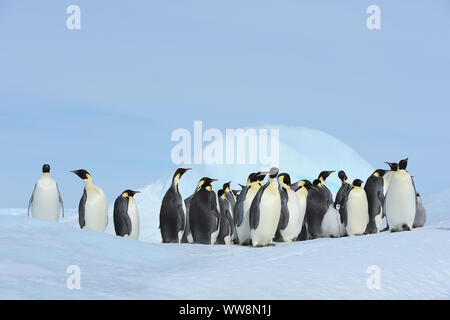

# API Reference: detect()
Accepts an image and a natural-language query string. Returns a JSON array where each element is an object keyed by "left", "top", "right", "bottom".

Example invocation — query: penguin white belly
[
  {"left": 251, "top": 188, "right": 281, "bottom": 246},
  {"left": 127, "top": 198, "right": 140, "bottom": 240},
  {"left": 237, "top": 188, "right": 257, "bottom": 244},
  {"left": 31, "top": 179, "right": 60, "bottom": 221},
  {"left": 179, "top": 199, "right": 187, "bottom": 242},
  {"left": 321, "top": 204, "right": 341, "bottom": 238},
  {"left": 210, "top": 218, "right": 220, "bottom": 244},
  {"left": 385, "top": 170, "right": 416, "bottom": 231},
  {"left": 346, "top": 189, "right": 369, "bottom": 236},
  {"left": 296, "top": 189, "right": 308, "bottom": 232},
  {"left": 280, "top": 190, "right": 303, "bottom": 242},
  {"left": 375, "top": 207, "right": 382, "bottom": 232},
  {"left": 84, "top": 188, "right": 108, "bottom": 232}
]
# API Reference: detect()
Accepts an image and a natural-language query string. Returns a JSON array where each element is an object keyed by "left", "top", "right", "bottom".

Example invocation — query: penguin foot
[
  {"left": 402, "top": 224, "right": 412, "bottom": 231},
  {"left": 268, "top": 241, "right": 276, "bottom": 247}
]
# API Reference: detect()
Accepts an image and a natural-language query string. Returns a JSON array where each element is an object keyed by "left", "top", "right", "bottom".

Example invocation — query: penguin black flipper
[
  {"left": 56, "top": 183, "right": 64, "bottom": 219},
  {"left": 27, "top": 184, "right": 36, "bottom": 217},
  {"left": 180, "top": 195, "right": 193, "bottom": 243},
  {"left": 78, "top": 189, "right": 87, "bottom": 229},
  {"left": 341, "top": 189, "right": 350, "bottom": 227},
  {"left": 235, "top": 186, "right": 249, "bottom": 227},
  {"left": 114, "top": 196, "right": 132, "bottom": 236},
  {"left": 277, "top": 187, "right": 290, "bottom": 231},
  {"left": 249, "top": 182, "right": 268, "bottom": 230}
]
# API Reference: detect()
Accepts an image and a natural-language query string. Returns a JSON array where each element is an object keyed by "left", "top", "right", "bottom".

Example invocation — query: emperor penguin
[
  {"left": 305, "top": 179, "right": 330, "bottom": 239},
  {"left": 159, "top": 168, "right": 191, "bottom": 243},
  {"left": 180, "top": 194, "right": 194, "bottom": 243},
  {"left": 274, "top": 173, "right": 303, "bottom": 242},
  {"left": 413, "top": 192, "right": 427, "bottom": 228},
  {"left": 234, "top": 172, "right": 267, "bottom": 245},
  {"left": 215, "top": 189, "right": 233, "bottom": 245},
  {"left": 380, "top": 162, "right": 399, "bottom": 231},
  {"left": 335, "top": 170, "right": 352, "bottom": 209},
  {"left": 249, "top": 167, "right": 281, "bottom": 247},
  {"left": 334, "top": 170, "right": 352, "bottom": 235},
  {"left": 385, "top": 158, "right": 416, "bottom": 232},
  {"left": 189, "top": 177, "right": 220, "bottom": 244},
  {"left": 113, "top": 190, "right": 140, "bottom": 239},
  {"left": 291, "top": 180, "right": 315, "bottom": 240},
  {"left": 223, "top": 181, "right": 238, "bottom": 241},
  {"left": 28, "top": 164, "right": 64, "bottom": 221},
  {"left": 321, "top": 203, "right": 343, "bottom": 238},
  {"left": 364, "top": 169, "right": 388, "bottom": 234},
  {"left": 318, "top": 171, "right": 335, "bottom": 205},
  {"left": 72, "top": 169, "right": 108, "bottom": 232},
  {"left": 345, "top": 179, "right": 369, "bottom": 236}
]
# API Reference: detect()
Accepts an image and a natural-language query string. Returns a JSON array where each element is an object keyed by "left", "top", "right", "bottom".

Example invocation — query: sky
[{"left": 0, "top": 0, "right": 449, "bottom": 208}]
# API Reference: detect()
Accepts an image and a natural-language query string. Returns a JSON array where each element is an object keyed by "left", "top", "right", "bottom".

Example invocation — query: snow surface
[
  {"left": 0, "top": 206, "right": 449, "bottom": 299},
  {"left": 1, "top": 126, "right": 448, "bottom": 299}
]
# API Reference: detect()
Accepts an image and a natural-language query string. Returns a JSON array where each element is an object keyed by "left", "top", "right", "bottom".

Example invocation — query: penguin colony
[
  {"left": 159, "top": 157, "right": 427, "bottom": 247},
  {"left": 27, "top": 158, "right": 427, "bottom": 246}
]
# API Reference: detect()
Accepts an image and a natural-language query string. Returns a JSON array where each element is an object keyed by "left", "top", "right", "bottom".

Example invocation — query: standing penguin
[
  {"left": 345, "top": 179, "right": 369, "bottom": 236},
  {"left": 215, "top": 189, "right": 233, "bottom": 245},
  {"left": 189, "top": 177, "right": 220, "bottom": 244},
  {"left": 413, "top": 192, "right": 427, "bottom": 228},
  {"left": 380, "top": 162, "right": 399, "bottom": 232},
  {"left": 318, "top": 171, "right": 335, "bottom": 205},
  {"left": 275, "top": 173, "right": 303, "bottom": 242},
  {"left": 223, "top": 181, "right": 238, "bottom": 241},
  {"left": 234, "top": 172, "right": 267, "bottom": 245},
  {"left": 364, "top": 169, "right": 388, "bottom": 234},
  {"left": 291, "top": 180, "right": 315, "bottom": 240},
  {"left": 250, "top": 167, "right": 281, "bottom": 247},
  {"left": 114, "top": 190, "right": 140, "bottom": 239},
  {"left": 28, "top": 164, "right": 64, "bottom": 221},
  {"left": 305, "top": 179, "right": 330, "bottom": 239},
  {"left": 321, "top": 203, "right": 343, "bottom": 238},
  {"left": 159, "top": 168, "right": 191, "bottom": 243},
  {"left": 385, "top": 158, "right": 416, "bottom": 232},
  {"left": 180, "top": 194, "right": 194, "bottom": 243},
  {"left": 72, "top": 169, "right": 108, "bottom": 232},
  {"left": 334, "top": 170, "right": 352, "bottom": 236}
]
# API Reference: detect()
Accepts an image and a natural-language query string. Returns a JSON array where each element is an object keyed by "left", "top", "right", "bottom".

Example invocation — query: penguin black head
[
  {"left": 71, "top": 169, "right": 90, "bottom": 180},
  {"left": 352, "top": 179, "right": 364, "bottom": 187},
  {"left": 42, "top": 164, "right": 50, "bottom": 173},
  {"left": 385, "top": 162, "right": 399, "bottom": 171},
  {"left": 247, "top": 173, "right": 259, "bottom": 184},
  {"left": 302, "top": 180, "right": 315, "bottom": 190},
  {"left": 223, "top": 181, "right": 231, "bottom": 192},
  {"left": 338, "top": 170, "right": 347, "bottom": 182},
  {"left": 217, "top": 189, "right": 225, "bottom": 198},
  {"left": 373, "top": 169, "right": 388, "bottom": 177},
  {"left": 313, "top": 179, "right": 322, "bottom": 187},
  {"left": 198, "top": 177, "right": 217, "bottom": 190},
  {"left": 269, "top": 167, "right": 279, "bottom": 179},
  {"left": 398, "top": 158, "right": 408, "bottom": 170},
  {"left": 173, "top": 168, "right": 191, "bottom": 180},
  {"left": 122, "top": 190, "right": 141, "bottom": 198},
  {"left": 256, "top": 171, "right": 268, "bottom": 183},
  {"left": 319, "top": 171, "right": 335, "bottom": 181},
  {"left": 277, "top": 173, "right": 291, "bottom": 186}
]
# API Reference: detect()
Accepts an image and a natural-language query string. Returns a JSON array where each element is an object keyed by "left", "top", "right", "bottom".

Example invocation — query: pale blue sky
[{"left": 0, "top": 0, "right": 449, "bottom": 207}]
